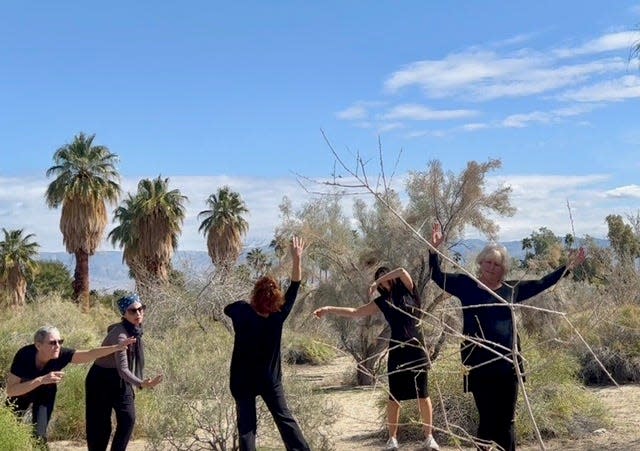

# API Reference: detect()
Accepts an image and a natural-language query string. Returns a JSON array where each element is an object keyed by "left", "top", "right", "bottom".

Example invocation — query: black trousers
[
  {"left": 7, "top": 390, "right": 55, "bottom": 442},
  {"left": 85, "top": 365, "right": 136, "bottom": 451},
  {"left": 471, "top": 373, "right": 518, "bottom": 451},
  {"left": 233, "top": 383, "right": 310, "bottom": 451}
]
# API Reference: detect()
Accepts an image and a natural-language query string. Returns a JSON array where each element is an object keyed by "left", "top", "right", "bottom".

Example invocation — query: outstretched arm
[
  {"left": 314, "top": 301, "right": 380, "bottom": 319},
  {"left": 71, "top": 337, "right": 137, "bottom": 364}
]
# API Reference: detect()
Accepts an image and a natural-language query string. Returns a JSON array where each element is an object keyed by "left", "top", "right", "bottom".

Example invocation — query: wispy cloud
[
  {"left": 336, "top": 104, "right": 369, "bottom": 120},
  {"left": 501, "top": 104, "right": 598, "bottom": 128},
  {"left": 560, "top": 75, "right": 640, "bottom": 102},
  {"left": 552, "top": 31, "right": 639, "bottom": 58},
  {"left": 382, "top": 104, "right": 478, "bottom": 121},
  {"left": 604, "top": 184, "right": 640, "bottom": 199}
]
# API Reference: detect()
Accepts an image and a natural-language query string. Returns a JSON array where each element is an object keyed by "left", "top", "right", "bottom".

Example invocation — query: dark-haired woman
[
  {"left": 314, "top": 267, "right": 440, "bottom": 451},
  {"left": 85, "top": 294, "right": 163, "bottom": 451},
  {"left": 224, "top": 237, "right": 309, "bottom": 451}
]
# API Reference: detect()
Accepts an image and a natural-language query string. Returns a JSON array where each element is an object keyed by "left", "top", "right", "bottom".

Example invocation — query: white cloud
[
  {"left": 500, "top": 104, "right": 597, "bottom": 128},
  {"left": 4, "top": 172, "right": 629, "bottom": 254},
  {"left": 604, "top": 184, "right": 640, "bottom": 199},
  {"left": 382, "top": 104, "right": 478, "bottom": 121},
  {"left": 336, "top": 104, "right": 368, "bottom": 120},
  {"left": 553, "top": 31, "right": 639, "bottom": 58},
  {"left": 560, "top": 75, "right": 640, "bottom": 102}
]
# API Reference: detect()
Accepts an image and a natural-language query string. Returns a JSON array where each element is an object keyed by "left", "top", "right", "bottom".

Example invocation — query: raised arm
[
  {"left": 290, "top": 236, "right": 304, "bottom": 282},
  {"left": 370, "top": 268, "right": 414, "bottom": 293},
  {"left": 71, "top": 337, "right": 137, "bottom": 364},
  {"left": 429, "top": 222, "right": 465, "bottom": 295},
  {"left": 314, "top": 300, "right": 380, "bottom": 319}
]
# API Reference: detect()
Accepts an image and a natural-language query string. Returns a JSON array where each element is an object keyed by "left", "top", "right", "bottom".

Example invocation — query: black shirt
[
  {"left": 8, "top": 344, "right": 75, "bottom": 410},
  {"left": 224, "top": 280, "right": 300, "bottom": 395},
  {"left": 373, "top": 280, "right": 423, "bottom": 344},
  {"left": 429, "top": 251, "right": 567, "bottom": 380}
]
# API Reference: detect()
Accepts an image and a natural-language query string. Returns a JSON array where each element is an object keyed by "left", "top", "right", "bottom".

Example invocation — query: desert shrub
[
  {"left": 573, "top": 303, "right": 640, "bottom": 385},
  {"left": 283, "top": 333, "right": 336, "bottom": 365},
  {"left": 142, "top": 319, "right": 338, "bottom": 450},
  {"left": 378, "top": 335, "right": 608, "bottom": 447},
  {"left": 0, "top": 401, "right": 37, "bottom": 450},
  {"left": 47, "top": 365, "right": 87, "bottom": 441}
]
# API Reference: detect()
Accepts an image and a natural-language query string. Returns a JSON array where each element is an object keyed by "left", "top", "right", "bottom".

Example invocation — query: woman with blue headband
[{"left": 84, "top": 293, "right": 163, "bottom": 451}]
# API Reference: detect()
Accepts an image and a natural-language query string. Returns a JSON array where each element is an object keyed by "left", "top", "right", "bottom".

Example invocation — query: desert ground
[{"left": 50, "top": 356, "right": 640, "bottom": 450}]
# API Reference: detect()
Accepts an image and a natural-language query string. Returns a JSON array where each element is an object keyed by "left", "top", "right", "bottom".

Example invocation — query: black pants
[
  {"left": 7, "top": 390, "right": 55, "bottom": 442},
  {"left": 471, "top": 373, "right": 518, "bottom": 451},
  {"left": 233, "top": 383, "right": 310, "bottom": 451},
  {"left": 85, "top": 365, "right": 136, "bottom": 451}
]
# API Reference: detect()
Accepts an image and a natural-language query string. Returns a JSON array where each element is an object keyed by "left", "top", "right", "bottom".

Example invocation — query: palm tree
[
  {"left": 246, "top": 247, "right": 271, "bottom": 278},
  {"left": 0, "top": 229, "right": 40, "bottom": 307},
  {"left": 45, "top": 132, "right": 120, "bottom": 309},
  {"left": 109, "top": 176, "right": 187, "bottom": 288},
  {"left": 198, "top": 186, "right": 249, "bottom": 271}
]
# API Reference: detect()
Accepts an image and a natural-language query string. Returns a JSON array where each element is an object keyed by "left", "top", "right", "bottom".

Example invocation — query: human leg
[
  {"left": 31, "top": 402, "right": 53, "bottom": 442},
  {"left": 234, "top": 395, "right": 258, "bottom": 451},
  {"left": 387, "top": 398, "right": 401, "bottom": 439},
  {"left": 472, "top": 374, "right": 518, "bottom": 451},
  {"left": 110, "top": 383, "right": 136, "bottom": 451},
  {"left": 85, "top": 366, "right": 115, "bottom": 451},
  {"left": 261, "top": 384, "right": 310, "bottom": 451}
]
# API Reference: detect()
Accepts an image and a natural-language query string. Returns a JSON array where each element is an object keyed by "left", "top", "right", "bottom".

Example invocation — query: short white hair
[
  {"left": 34, "top": 325, "right": 60, "bottom": 344},
  {"left": 475, "top": 242, "right": 510, "bottom": 279}
]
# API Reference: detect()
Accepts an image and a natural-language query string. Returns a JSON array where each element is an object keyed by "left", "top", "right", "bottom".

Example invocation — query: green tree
[
  {"left": 45, "top": 132, "right": 121, "bottom": 309},
  {"left": 27, "top": 260, "right": 74, "bottom": 299},
  {"left": 521, "top": 227, "right": 563, "bottom": 269},
  {"left": 109, "top": 176, "right": 187, "bottom": 288},
  {"left": 0, "top": 229, "right": 40, "bottom": 307},
  {"left": 198, "top": 186, "right": 249, "bottom": 271},
  {"left": 605, "top": 214, "right": 640, "bottom": 266}
]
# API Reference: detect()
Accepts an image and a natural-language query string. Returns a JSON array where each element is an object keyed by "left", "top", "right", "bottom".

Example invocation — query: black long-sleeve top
[
  {"left": 224, "top": 280, "right": 300, "bottom": 396},
  {"left": 429, "top": 251, "right": 568, "bottom": 383}
]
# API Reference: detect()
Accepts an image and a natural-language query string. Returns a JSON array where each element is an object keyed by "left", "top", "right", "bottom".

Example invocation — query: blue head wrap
[{"left": 117, "top": 293, "right": 140, "bottom": 315}]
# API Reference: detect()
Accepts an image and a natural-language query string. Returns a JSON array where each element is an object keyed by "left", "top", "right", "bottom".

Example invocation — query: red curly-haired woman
[{"left": 224, "top": 237, "right": 309, "bottom": 451}]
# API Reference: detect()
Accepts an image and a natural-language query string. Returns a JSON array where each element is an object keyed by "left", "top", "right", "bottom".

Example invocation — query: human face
[
  {"left": 124, "top": 302, "right": 146, "bottom": 326},
  {"left": 36, "top": 332, "right": 63, "bottom": 362},
  {"left": 479, "top": 250, "right": 505, "bottom": 286}
]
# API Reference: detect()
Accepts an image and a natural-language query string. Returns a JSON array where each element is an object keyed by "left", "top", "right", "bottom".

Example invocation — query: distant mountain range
[{"left": 38, "top": 237, "right": 608, "bottom": 291}]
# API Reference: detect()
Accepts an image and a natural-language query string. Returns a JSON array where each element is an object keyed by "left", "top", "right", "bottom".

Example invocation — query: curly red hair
[{"left": 251, "top": 276, "right": 284, "bottom": 315}]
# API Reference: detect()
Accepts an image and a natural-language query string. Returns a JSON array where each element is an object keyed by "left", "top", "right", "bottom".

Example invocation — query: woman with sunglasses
[
  {"left": 5, "top": 325, "right": 136, "bottom": 444},
  {"left": 85, "top": 293, "right": 163, "bottom": 451}
]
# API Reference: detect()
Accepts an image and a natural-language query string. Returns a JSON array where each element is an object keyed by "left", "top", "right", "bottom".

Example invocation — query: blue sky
[{"left": 1, "top": 1, "right": 639, "bottom": 252}]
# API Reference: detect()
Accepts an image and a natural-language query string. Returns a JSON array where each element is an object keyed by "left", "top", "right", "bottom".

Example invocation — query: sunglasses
[
  {"left": 126, "top": 304, "right": 147, "bottom": 314},
  {"left": 48, "top": 339, "right": 64, "bottom": 346}
]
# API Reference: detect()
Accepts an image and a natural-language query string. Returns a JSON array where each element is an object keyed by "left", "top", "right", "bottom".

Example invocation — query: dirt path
[
  {"left": 297, "top": 356, "right": 640, "bottom": 450},
  {"left": 50, "top": 358, "right": 640, "bottom": 450}
]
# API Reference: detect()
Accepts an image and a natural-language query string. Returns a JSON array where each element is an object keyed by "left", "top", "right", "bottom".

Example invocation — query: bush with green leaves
[
  {"left": 377, "top": 335, "right": 608, "bottom": 447},
  {"left": 0, "top": 401, "right": 37, "bottom": 450},
  {"left": 283, "top": 333, "right": 336, "bottom": 365}
]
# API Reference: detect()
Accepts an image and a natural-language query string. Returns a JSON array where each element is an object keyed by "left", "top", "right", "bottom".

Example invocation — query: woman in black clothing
[
  {"left": 314, "top": 267, "right": 440, "bottom": 451},
  {"left": 85, "top": 294, "right": 163, "bottom": 451},
  {"left": 6, "top": 326, "right": 136, "bottom": 444},
  {"left": 429, "top": 223, "right": 585, "bottom": 451},
  {"left": 224, "top": 236, "right": 309, "bottom": 451}
]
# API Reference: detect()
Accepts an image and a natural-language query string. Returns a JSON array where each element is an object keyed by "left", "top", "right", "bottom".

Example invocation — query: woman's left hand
[
  {"left": 567, "top": 247, "right": 587, "bottom": 270},
  {"left": 290, "top": 236, "right": 305, "bottom": 259}
]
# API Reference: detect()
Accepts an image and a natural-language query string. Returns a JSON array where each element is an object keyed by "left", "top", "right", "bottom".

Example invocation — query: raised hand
[
  {"left": 290, "top": 236, "right": 305, "bottom": 259},
  {"left": 567, "top": 247, "right": 587, "bottom": 270},
  {"left": 431, "top": 223, "right": 445, "bottom": 248}
]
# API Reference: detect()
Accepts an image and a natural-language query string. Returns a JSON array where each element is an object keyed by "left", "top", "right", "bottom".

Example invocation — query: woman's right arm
[
  {"left": 314, "top": 300, "right": 380, "bottom": 319},
  {"left": 6, "top": 371, "right": 64, "bottom": 397},
  {"left": 429, "top": 223, "right": 464, "bottom": 295}
]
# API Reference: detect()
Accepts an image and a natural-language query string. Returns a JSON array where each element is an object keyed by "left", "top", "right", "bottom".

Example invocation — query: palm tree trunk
[{"left": 73, "top": 250, "right": 90, "bottom": 310}]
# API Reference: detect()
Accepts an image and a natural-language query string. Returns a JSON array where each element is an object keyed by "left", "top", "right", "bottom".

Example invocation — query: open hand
[
  {"left": 290, "top": 236, "right": 305, "bottom": 259},
  {"left": 567, "top": 247, "right": 586, "bottom": 270},
  {"left": 431, "top": 223, "right": 445, "bottom": 248}
]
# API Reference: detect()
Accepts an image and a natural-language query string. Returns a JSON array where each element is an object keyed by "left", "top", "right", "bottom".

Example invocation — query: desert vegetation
[{"left": 1, "top": 136, "right": 640, "bottom": 449}]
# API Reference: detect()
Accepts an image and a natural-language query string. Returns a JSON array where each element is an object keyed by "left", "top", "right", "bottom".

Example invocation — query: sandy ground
[{"left": 50, "top": 356, "right": 640, "bottom": 450}]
